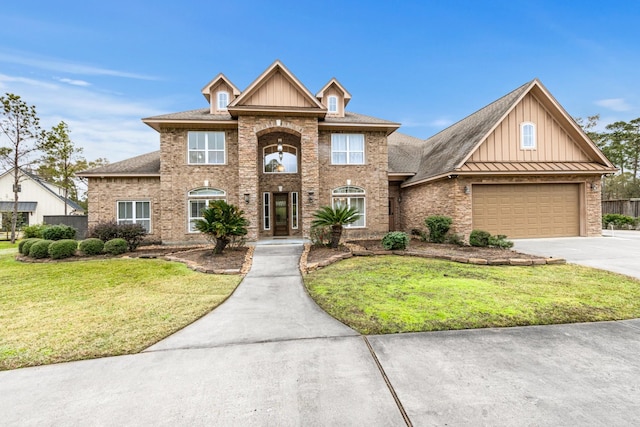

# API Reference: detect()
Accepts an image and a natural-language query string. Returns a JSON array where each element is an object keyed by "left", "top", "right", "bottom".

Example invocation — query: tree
[
  {"left": 311, "top": 205, "right": 361, "bottom": 248},
  {"left": 0, "top": 93, "right": 45, "bottom": 243},
  {"left": 194, "top": 200, "right": 249, "bottom": 254}
]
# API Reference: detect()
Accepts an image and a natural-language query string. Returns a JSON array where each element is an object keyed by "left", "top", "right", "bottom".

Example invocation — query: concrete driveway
[
  {"left": 2, "top": 242, "right": 640, "bottom": 425},
  {"left": 513, "top": 230, "right": 640, "bottom": 279}
]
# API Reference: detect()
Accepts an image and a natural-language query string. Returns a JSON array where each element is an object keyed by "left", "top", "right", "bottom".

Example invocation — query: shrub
[
  {"left": 78, "top": 238, "right": 105, "bottom": 256},
  {"left": 20, "top": 238, "right": 41, "bottom": 255},
  {"left": 424, "top": 215, "right": 452, "bottom": 243},
  {"left": 410, "top": 228, "right": 428, "bottom": 242},
  {"left": 469, "top": 230, "right": 491, "bottom": 247},
  {"left": 603, "top": 213, "right": 636, "bottom": 229},
  {"left": 381, "top": 231, "right": 409, "bottom": 250},
  {"left": 446, "top": 233, "right": 465, "bottom": 246},
  {"left": 42, "top": 224, "right": 77, "bottom": 241},
  {"left": 22, "top": 224, "right": 48, "bottom": 239},
  {"left": 310, "top": 225, "right": 331, "bottom": 247},
  {"left": 488, "top": 234, "right": 514, "bottom": 249},
  {"left": 29, "top": 240, "right": 54, "bottom": 259},
  {"left": 88, "top": 221, "right": 147, "bottom": 251},
  {"left": 48, "top": 239, "right": 78, "bottom": 259},
  {"left": 104, "top": 238, "right": 128, "bottom": 255}
]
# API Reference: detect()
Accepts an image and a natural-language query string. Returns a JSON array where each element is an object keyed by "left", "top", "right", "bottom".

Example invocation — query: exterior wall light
[
  {"left": 464, "top": 185, "right": 471, "bottom": 194},
  {"left": 591, "top": 183, "right": 599, "bottom": 191},
  {"left": 308, "top": 191, "right": 315, "bottom": 203},
  {"left": 244, "top": 193, "right": 250, "bottom": 204}
]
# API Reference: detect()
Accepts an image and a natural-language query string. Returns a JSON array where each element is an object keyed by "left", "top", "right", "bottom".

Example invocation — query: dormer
[
  {"left": 201, "top": 73, "right": 241, "bottom": 114},
  {"left": 316, "top": 78, "right": 351, "bottom": 118}
]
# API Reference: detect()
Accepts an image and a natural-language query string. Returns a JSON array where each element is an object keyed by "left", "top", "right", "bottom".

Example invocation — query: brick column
[
  {"left": 238, "top": 116, "right": 259, "bottom": 241},
  {"left": 300, "top": 120, "right": 319, "bottom": 239}
]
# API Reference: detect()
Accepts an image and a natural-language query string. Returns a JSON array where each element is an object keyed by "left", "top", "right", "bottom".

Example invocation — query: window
[
  {"left": 187, "top": 188, "right": 225, "bottom": 232},
  {"left": 217, "top": 91, "right": 229, "bottom": 110},
  {"left": 331, "top": 134, "right": 365, "bottom": 164},
  {"left": 331, "top": 186, "right": 365, "bottom": 228},
  {"left": 188, "top": 131, "right": 225, "bottom": 164},
  {"left": 263, "top": 192, "right": 270, "bottom": 230},
  {"left": 521, "top": 122, "right": 536, "bottom": 149},
  {"left": 117, "top": 201, "right": 151, "bottom": 232},
  {"left": 291, "top": 192, "right": 298, "bottom": 229},
  {"left": 264, "top": 144, "right": 298, "bottom": 173},
  {"left": 328, "top": 95, "right": 338, "bottom": 113}
]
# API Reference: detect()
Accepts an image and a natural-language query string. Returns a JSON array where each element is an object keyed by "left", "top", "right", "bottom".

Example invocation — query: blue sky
[{"left": 1, "top": 0, "right": 639, "bottom": 163}]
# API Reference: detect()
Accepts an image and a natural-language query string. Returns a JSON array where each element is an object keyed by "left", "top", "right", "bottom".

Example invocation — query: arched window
[
  {"left": 217, "top": 91, "right": 229, "bottom": 110},
  {"left": 332, "top": 186, "right": 365, "bottom": 228},
  {"left": 328, "top": 95, "right": 338, "bottom": 113},
  {"left": 264, "top": 144, "right": 298, "bottom": 173},
  {"left": 521, "top": 122, "right": 536, "bottom": 149},
  {"left": 187, "top": 187, "right": 226, "bottom": 232}
]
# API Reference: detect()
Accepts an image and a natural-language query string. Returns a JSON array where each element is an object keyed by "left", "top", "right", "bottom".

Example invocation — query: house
[
  {"left": 78, "top": 60, "right": 616, "bottom": 243},
  {"left": 0, "top": 167, "right": 85, "bottom": 227}
]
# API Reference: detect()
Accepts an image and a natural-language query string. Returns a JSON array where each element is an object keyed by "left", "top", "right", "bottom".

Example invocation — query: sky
[{"left": 1, "top": 0, "right": 639, "bottom": 164}]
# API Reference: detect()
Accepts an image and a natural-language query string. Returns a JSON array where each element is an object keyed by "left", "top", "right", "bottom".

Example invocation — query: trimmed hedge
[
  {"left": 104, "top": 238, "right": 128, "bottom": 255},
  {"left": 381, "top": 231, "right": 409, "bottom": 250},
  {"left": 42, "top": 224, "right": 77, "bottom": 241},
  {"left": 22, "top": 224, "right": 48, "bottom": 239},
  {"left": 19, "top": 238, "right": 40, "bottom": 255},
  {"left": 29, "top": 240, "right": 54, "bottom": 259},
  {"left": 48, "top": 239, "right": 78, "bottom": 259},
  {"left": 469, "top": 230, "right": 491, "bottom": 247},
  {"left": 78, "top": 238, "right": 104, "bottom": 256}
]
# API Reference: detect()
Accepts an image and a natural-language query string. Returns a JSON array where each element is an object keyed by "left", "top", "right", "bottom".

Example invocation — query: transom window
[
  {"left": 332, "top": 186, "right": 365, "bottom": 228},
  {"left": 264, "top": 144, "right": 298, "bottom": 173},
  {"left": 328, "top": 95, "right": 338, "bottom": 113},
  {"left": 521, "top": 122, "right": 536, "bottom": 149},
  {"left": 217, "top": 91, "right": 229, "bottom": 110},
  {"left": 187, "top": 187, "right": 225, "bottom": 232},
  {"left": 331, "top": 134, "right": 365, "bottom": 165},
  {"left": 188, "top": 131, "right": 225, "bottom": 164},
  {"left": 117, "top": 201, "right": 151, "bottom": 232}
]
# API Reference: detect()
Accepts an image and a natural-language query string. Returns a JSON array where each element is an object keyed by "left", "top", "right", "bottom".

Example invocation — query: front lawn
[
  {"left": 304, "top": 256, "right": 640, "bottom": 334},
  {"left": 0, "top": 240, "right": 18, "bottom": 250},
  {"left": 0, "top": 253, "right": 241, "bottom": 370}
]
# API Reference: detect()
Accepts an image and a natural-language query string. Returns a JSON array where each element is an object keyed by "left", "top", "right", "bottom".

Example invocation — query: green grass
[
  {"left": 0, "top": 253, "right": 241, "bottom": 370},
  {"left": 304, "top": 256, "right": 640, "bottom": 334},
  {"left": 0, "top": 240, "right": 18, "bottom": 250}
]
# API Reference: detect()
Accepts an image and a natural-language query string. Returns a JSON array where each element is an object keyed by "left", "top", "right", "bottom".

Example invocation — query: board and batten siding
[
  {"left": 470, "top": 93, "right": 591, "bottom": 163},
  {"left": 244, "top": 70, "right": 315, "bottom": 108}
]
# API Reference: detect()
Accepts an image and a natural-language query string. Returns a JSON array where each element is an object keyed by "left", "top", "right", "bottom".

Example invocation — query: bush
[
  {"left": 19, "top": 238, "right": 40, "bottom": 255},
  {"left": 410, "top": 228, "right": 428, "bottom": 242},
  {"left": 104, "top": 238, "right": 128, "bottom": 255},
  {"left": 29, "top": 239, "right": 54, "bottom": 259},
  {"left": 381, "top": 231, "right": 409, "bottom": 250},
  {"left": 42, "top": 224, "right": 77, "bottom": 241},
  {"left": 88, "top": 221, "right": 147, "bottom": 251},
  {"left": 469, "top": 230, "right": 491, "bottom": 247},
  {"left": 603, "top": 213, "right": 636, "bottom": 229},
  {"left": 424, "top": 215, "right": 452, "bottom": 243},
  {"left": 78, "top": 238, "right": 105, "bottom": 256},
  {"left": 22, "top": 224, "right": 48, "bottom": 239},
  {"left": 310, "top": 225, "right": 331, "bottom": 247},
  {"left": 48, "top": 239, "right": 78, "bottom": 259},
  {"left": 488, "top": 234, "right": 514, "bottom": 249},
  {"left": 446, "top": 233, "right": 465, "bottom": 246}
]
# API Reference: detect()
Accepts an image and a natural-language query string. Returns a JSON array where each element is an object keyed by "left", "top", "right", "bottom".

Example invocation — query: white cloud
[
  {"left": 57, "top": 78, "right": 91, "bottom": 87},
  {"left": 595, "top": 98, "right": 632, "bottom": 112},
  {"left": 0, "top": 50, "right": 159, "bottom": 81}
]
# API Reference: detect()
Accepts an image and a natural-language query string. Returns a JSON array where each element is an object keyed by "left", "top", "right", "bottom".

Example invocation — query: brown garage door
[{"left": 472, "top": 184, "right": 580, "bottom": 238}]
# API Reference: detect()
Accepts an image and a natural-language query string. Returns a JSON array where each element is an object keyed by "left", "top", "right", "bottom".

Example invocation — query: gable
[
  {"left": 470, "top": 92, "right": 591, "bottom": 162},
  {"left": 243, "top": 69, "right": 316, "bottom": 108}
]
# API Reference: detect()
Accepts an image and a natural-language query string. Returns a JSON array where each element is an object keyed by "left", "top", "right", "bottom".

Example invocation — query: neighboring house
[
  {"left": 0, "top": 168, "right": 85, "bottom": 227},
  {"left": 78, "top": 60, "right": 616, "bottom": 243}
]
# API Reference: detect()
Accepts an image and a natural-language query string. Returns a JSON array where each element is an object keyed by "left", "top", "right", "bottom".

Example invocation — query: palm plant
[
  {"left": 311, "top": 205, "right": 361, "bottom": 248},
  {"left": 194, "top": 200, "right": 249, "bottom": 254}
]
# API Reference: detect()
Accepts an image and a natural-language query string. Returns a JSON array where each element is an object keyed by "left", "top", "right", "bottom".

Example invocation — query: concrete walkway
[{"left": 2, "top": 242, "right": 640, "bottom": 425}]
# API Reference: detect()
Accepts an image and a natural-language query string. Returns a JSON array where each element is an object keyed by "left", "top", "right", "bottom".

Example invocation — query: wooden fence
[{"left": 601, "top": 199, "right": 640, "bottom": 217}]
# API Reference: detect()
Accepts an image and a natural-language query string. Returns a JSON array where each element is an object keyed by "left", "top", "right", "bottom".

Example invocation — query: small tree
[
  {"left": 311, "top": 205, "right": 360, "bottom": 248},
  {"left": 194, "top": 200, "right": 249, "bottom": 254}
]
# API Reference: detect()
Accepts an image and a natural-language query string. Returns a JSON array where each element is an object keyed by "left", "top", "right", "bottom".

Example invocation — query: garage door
[{"left": 472, "top": 184, "right": 580, "bottom": 238}]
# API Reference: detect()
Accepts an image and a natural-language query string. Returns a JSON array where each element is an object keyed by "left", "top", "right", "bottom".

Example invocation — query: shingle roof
[
  {"left": 143, "top": 109, "right": 233, "bottom": 122},
  {"left": 387, "top": 131, "right": 425, "bottom": 174},
  {"left": 323, "top": 111, "right": 399, "bottom": 125},
  {"left": 78, "top": 151, "right": 160, "bottom": 176},
  {"left": 403, "top": 80, "right": 533, "bottom": 185}
]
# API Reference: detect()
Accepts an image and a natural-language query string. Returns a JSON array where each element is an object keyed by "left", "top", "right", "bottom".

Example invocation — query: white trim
[
  {"left": 186, "top": 187, "right": 226, "bottom": 233},
  {"left": 331, "top": 185, "right": 366, "bottom": 228},
  {"left": 330, "top": 133, "right": 365, "bottom": 165},
  {"left": 291, "top": 192, "right": 298, "bottom": 229},
  {"left": 327, "top": 95, "right": 338, "bottom": 113},
  {"left": 263, "top": 192, "right": 271, "bottom": 230},
  {"left": 187, "top": 131, "right": 226, "bottom": 165},
  {"left": 521, "top": 122, "right": 536, "bottom": 150},
  {"left": 217, "top": 91, "right": 229, "bottom": 110},
  {"left": 116, "top": 200, "right": 151, "bottom": 233}
]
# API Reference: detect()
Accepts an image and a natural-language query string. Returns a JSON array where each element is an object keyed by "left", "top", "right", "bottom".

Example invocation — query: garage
[{"left": 472, "top": 183, "right": 581, "bottom": 238}]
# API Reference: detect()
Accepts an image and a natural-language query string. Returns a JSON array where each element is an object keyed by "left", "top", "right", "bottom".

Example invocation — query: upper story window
[
  {"left": 331, "top": 134, "right": 365, "bottom": 165},
  {"left": 217, "top": 91, "right": 229, "bottom": 110},
  {"left": 188, "top": 131, "right": 225, "bottom": 164},
  {"left": 521, "top": 122, "right": 536, "bottom": 149},
  {"left": 264, "top": 142, "right": 298, "bottom": 173},
  {"left": 328, "top": 95, "right": 338, "bottom": 113},
  {"left": 332, "top": 186, "right": 365, "bottom": 228},
  {"left": 187, "top": 187, "right": 226, "bottom": 233}
]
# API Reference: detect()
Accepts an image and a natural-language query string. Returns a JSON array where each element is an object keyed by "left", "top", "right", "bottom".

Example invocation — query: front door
[{"left": 274, "top": 193, "right": 289, "bottom": 236}]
